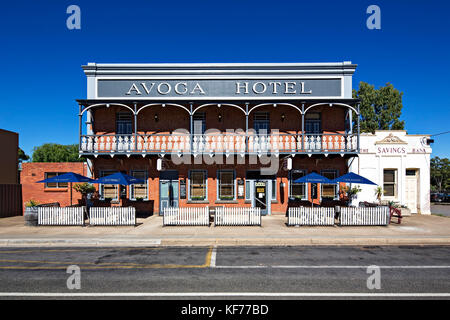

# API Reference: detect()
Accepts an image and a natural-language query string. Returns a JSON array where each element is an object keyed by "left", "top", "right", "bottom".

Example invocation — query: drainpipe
[{"left": 134, "top": 102, "right": 137, "bottom": 151}]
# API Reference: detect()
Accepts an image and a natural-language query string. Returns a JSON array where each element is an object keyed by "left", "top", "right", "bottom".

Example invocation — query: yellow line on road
[
  {"left": 0, "top": 246, "right": 214, "bottom": 270},
  {"left": 0, "top": 247, "right": 162, "bottom": 254}
]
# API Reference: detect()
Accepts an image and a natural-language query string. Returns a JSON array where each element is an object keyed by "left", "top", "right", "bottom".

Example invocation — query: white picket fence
[
  {"left": 288, "top": 207, "right": 335, "bottom": 226},
  {"left": 89, "top": 207, "right": 136, "bottom": 226},
  {"left": 38, "top": 207, "right": 85, "bottom": 226},
  {"left": 215, "top": 207, "right": 261, "bottom": 226},
  {"left": 340, "top": 206, "right": 390, "bottom": 226},
  {"left": 163, "top": 207, "right": 210, "bottom": 226}
]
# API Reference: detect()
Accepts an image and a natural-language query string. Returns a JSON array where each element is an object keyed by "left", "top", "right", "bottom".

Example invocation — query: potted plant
[
  {"left": 374, "top": 186, "right": 384, "bottom": 204},
  {"left": 399, "top": 204, "right": 411, "bottom": 216},
  {"left": 73, "top": 183, "right": 96, "bottom": 206},
  {"left": 342, "top": 185, "right": 362, "bottom": 206},
  {"left": 135, "top": 197, "right": 144, "bottom": 202},
  {"left": 24, "top": 200, "right": 40, "bottom": 226},
  {"left": 219, "top": 196, "right": 234, "bottom": 201}
]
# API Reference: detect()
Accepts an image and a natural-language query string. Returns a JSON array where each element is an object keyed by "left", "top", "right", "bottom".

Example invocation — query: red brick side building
[{"left": 21, "top": 162, "right": 87, "bottom": 212}]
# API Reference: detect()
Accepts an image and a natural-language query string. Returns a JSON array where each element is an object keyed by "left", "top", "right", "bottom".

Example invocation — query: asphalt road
[{"left": 0, "top": 246, "right": 449, "bottom": 299}]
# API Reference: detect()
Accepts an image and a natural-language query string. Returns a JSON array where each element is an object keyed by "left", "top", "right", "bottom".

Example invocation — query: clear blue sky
[{"left": 0, "top": 0, "right": 449, "bottom": 158}]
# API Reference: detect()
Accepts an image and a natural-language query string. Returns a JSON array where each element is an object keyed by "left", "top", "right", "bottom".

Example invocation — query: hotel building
[{"left": 77, "top": 62, "right": 360, "bottom": 215}]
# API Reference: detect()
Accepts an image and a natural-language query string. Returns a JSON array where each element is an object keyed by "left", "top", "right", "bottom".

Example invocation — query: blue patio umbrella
[
  {"left": 36, "top": 172, "right": 96, "bottom": 205},
  {"left": 330, "top": 172, "right": 377, "bottom": 185},
  {"left": 293, "top": 172, "right": 332, "bottom": 207},
  {"left": 36, "top": 172, "right": 95, "bottom": 184},
  {"left": 293, "top": 172, "right": 332, "bottom": 184},
  {"left": 92, "top": 172, "right": 145, "bottom": 185}
]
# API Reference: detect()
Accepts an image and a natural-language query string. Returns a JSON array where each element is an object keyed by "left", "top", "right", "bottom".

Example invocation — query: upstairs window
[
  {"left": 193, "top": 112, "right": 206, "bottom": 134},
  {"left": 254, "top": 112, "right": 270, "bottom": 135},
  {"left": 305, "top": 112, "right": 321, "bottom": 134},
  {"left": 116, "top": 112, "right": 133, "bottom": 135}
]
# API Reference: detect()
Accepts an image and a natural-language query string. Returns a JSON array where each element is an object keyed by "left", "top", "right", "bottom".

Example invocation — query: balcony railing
[{"left": 80, "top": 133, "right": 358, "bottom": 155}]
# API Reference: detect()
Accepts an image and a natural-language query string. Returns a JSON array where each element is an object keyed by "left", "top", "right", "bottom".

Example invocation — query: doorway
[
  {"left": 159, "top": 170, "right": 179, "bottom": 215},
  {"left": 405, "top": 169, "right": 419, "bottom": 214},
  {"left": 252, "top": 180, "right": 270, "bottom": 215}
]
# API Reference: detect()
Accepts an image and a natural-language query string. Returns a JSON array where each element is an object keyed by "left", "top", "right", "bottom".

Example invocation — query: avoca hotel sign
[{"left": 96, "top": 78, "right": 342, "bottom": 99}]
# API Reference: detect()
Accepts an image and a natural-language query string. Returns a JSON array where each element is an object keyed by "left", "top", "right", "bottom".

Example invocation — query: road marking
[
  {"left": 0, "top": 292, "right": 449, "bottom": 297},
  {"left": 215, "top": 265, "right": 450, "bottom": 269},
  {"left": 0, "top": 247, "right": 162, "bottom": 254},
  {"left": 210, "top": 246, "right": 217, "bottom": 268},
  {"left": 0, "top": 246, "right": 215, "bottom": 270}
]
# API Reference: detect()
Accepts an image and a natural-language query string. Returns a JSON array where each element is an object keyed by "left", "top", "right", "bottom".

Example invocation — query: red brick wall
[
  {"left": 20, "top": 162, "right": 87, "bottom": 213},
  {"left": 92, "top": 103, "right": 347, "bottom": 135},
  {"left": 92, "top": 155, "right": 348, "bottom": 215}
]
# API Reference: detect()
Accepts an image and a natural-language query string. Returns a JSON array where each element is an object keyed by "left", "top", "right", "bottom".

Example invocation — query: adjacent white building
[{"left": 349, "top": 130, "right": 432, "bottom": 214}]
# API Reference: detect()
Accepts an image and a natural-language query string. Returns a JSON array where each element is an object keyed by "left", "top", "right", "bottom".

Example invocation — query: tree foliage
[
  {"left": 353, "top": 82, "right": 405, "bottom": 133},
  {"left": 431, "top": 157, "right": 450, "bottom": 192},
  {"left": 32, "top": 143, "right": 84, "bottom": 162},
  {"left": 18, "top": 148, "right": 30, "bottom": 162}
]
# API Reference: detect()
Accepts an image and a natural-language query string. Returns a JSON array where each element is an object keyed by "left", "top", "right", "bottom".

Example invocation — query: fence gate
[
  {"left": 163, "top": 207, "right": 209, "bottom": 226},
  {"left": 287, "top": 207, "right": 335, "bottom": 226},
  {"left": 214, "top": 207, "right": 261, "bottom": 226},
  {"left": 89, "top": 207, "right": 136, "bottom": 226}
]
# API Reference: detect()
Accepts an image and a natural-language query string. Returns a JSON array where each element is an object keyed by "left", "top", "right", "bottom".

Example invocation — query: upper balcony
[{"left": 77, "top": 100, "right": 360, "bottom": 157}]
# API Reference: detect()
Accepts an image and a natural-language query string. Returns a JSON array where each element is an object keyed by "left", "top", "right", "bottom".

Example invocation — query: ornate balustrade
[{"left": 80, "top": 133, "right": 358, "bottom": 155}]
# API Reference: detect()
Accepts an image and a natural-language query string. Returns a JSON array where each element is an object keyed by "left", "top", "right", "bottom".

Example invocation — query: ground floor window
[
  {"left": 99, "top": 170, "right": 118, "bottom": 200},
  {"left": 383, "top": 169, "right": 397, "bottom": 197},
  {"left": 189, "top": 170, "right": 207, "bottom": 201},
  {"left": 44, "top": 172, "right": 68, "bottom": 188},
  {"left": 289, "top": 170, "right": 307, "bottom": 200},
  {"left": 130, "top": 170, "right": 148, "bottom": 200},
  {"left": 217, "top": 170, "right": 235, "bottom": 200},
  {"left": 321, "top": 170, "right": 338, "bottom": 199}
]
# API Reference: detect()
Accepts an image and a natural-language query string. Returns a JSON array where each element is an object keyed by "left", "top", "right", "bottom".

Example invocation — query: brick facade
[
  {"left": 20, "top": 162, "right": 87, "bottom": 212},
  {"left": 92, "top": 155, "right": 348, "bottom": 215}
]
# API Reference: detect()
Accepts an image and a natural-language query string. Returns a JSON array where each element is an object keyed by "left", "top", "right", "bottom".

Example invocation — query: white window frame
[
  {"left": 44, "top": 172, "right": 69, "bottom": 189},
  {"left": 320, "top": 169, "right": 339, "bottom": 200},
  {"left": 289, "top": 169, "right": 308, "bottom": 200},
  {"left": 217, "top": 170, "right": 236, "bottom": 201},
  {"left": 99, "top": 170, "right": 118, "bottom": 201},
  {"left": 383, "top": 169, "right": 398, "bottom": 198},
  {"left": 188, "top": 170, "right": 208, "bottom": 201},
  {"left": 130, "top": 170, "right": 148, "bottom": 200}
]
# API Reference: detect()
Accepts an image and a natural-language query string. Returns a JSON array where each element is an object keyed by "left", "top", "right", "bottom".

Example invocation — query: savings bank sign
[{"left": 96, "top": 79, "right": 342, "bottom": 99}]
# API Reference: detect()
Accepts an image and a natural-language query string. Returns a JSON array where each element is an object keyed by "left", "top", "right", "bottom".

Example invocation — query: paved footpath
[{"left": 0, "top": 214, "right": 449, "bottom": 247}]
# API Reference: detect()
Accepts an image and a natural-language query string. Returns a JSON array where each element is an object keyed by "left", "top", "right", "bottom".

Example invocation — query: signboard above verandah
[{"left": 96, "top": 78, "right": 342, "bottom": 99}]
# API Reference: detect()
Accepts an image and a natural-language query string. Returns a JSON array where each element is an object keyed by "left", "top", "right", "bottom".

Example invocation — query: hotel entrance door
[
  {"left": 159, "top": 171, "right": 179, "bottom": 215},
  {"left": 253, "top": 181, "right": 269, "bottom": 215}
]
